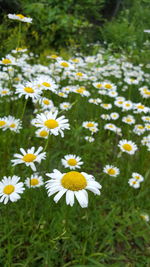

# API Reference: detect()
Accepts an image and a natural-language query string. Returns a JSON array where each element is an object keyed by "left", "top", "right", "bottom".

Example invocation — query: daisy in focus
[
  {"left": 11, "top": 147, "right": 46, "bottom": 171},
  {"left": 45, "top": 169, "right": 102, "bottom": 208},
  {"left": 103, "top": 165, "right": 120, "bottom": 177},
  {"left": 25, "top": 174, "right": 44, "bottom": 188},
  {"left": 118, "top": 140, "right": 138, "bottom": 155},
  {"left": 0, "top": 176, "right": 25, "bottom": 204},
  {"left": 32, "top": 110, "right": 70, "bottom": 137},
  {"left": 61, "top": 154, "right": 83, "bottom": 170},
  {"left": 15, "top": 82, "right": 41, "bottom": 100}
]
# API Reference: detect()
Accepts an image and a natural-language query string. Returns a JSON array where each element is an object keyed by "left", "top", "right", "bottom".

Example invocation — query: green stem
[
  {"left": 44, "top": 133, "right": 50, "bottom": 151},
  {"left": 20, "top": 98, "right": 28, "bottom": 120}
]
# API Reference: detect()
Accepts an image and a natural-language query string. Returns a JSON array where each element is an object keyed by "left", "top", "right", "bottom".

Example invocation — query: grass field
[{"left": 0, "top": 15, "right": 150, "bottom": 267}]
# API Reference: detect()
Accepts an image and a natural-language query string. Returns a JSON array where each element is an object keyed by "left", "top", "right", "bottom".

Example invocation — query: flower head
[
  {"left": 45, "top": 170, "right": 101, "bottom": 208},
  {"left": 0, "top": 176, "right": 25, "bottom": 204},
  {"left": 11, "top": 147, "right": 46, "bottom": 171}
]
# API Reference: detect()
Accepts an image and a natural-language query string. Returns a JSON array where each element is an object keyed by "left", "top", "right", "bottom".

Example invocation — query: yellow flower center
[
  {"left": 61, "top": 62, "right": 69, "bottom": 67},
  {"left": 16, "top": 14, "right": 25, "bottom": 19},
  {"left": 67, "top": 159, "right": 77, "bottom": 166},
  {"left": 76, "top": 87, "right": 85, "bottom": 94},
  {"left": 43, "top": 99, "right": 50, "bottom": 105},
  {"left": 61, "top": 171, "right": 87, "bottom": 191},
  {"left": 137, "top": 105, "right": 144, "bottom": 109},
  {"left": 3, "top": 185, "right": 15, "bottom": 195},
  {"left": 76, "top": 72, "right": 83, "bottom": 77},
  {"left": 2, "top": 59, "right": 12, "bottom": 64},
  {"left": 126, "top": 118, "right": 132, "bottom": 122},
  {"left": 50, "top": 54, "right": 58, "bottom": 59},
  {"left": 122, "top": 144, "right": 132, "bottom": 151},
  {"left": 86, "top": 122, "right": 94, "bottom": 127},
  {"left": 22, "top": 153, "right": 36, "bottom": 162},
  {"left": 14, "top": 77, "right": 20, "bottom": 81},
  {"left": 44, "top": 119, "right": 59, "bottom": 129},
  {"left": 24, "top": 87, "right": 34, "bottom": 93},
  {"left": 58, "top": 92, "right": 64, "bottom": 96},
  {"left": 135, "top": 175, "right": 140, "bottom": 179},
  {"left": 30, "top": 178, "right": 39, "bottom": 186},
  {"left": 42, "top": 82, "right": 51, "bottom": 87},
  {"left": 108, "top": 168, "right": 116, "bottom": 175},
  {"left": 103, "top": 104, "right": 109, "bottom": 107},
  {"left": 10, "top": 123, "right": 16, "bottom": 128},
  {"left": 16, "top": 47, "right": 24, "bottom": 51},
  {"left": 72, "top": 59, "right": 79, "bottom": 63},
  {"left": 2, "top": 90, "right": 8, "bottom": 94},
  {"left": 0, "top": 121, "right": 6, "bottom": 127},
  {"left": 39, "top": 130, "right": 48, "bottom": 137},
  {"left": 137, "top": 125, "right": 144, "bottom": 129},
  {"left": 145, "top": 91, "right": 150, "bottom": 95},
  {"left": 96, "top": 83, "right": 102, "bottom": 88},
  {"left": 105, "top": 84, "right": 112, "bottom": 89}
]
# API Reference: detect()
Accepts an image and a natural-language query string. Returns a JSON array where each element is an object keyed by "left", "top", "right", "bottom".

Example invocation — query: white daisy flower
[
  {"left": 142, "top": 116, "right": 150, "bottom": 123},
  {"left": 101, "top": 103, "right": 112, "bottom": 110},
  {"left": 122, "top": 115, "right": 135, "bottom": 125},
  {"left": 73, "top": 86, "right": 90, "bottom": 97},
  {"left": 60, "top": 102, "right": 72, "bottom": 111},
  {"left": 0, "top": 88, "right": 12, "bottom": 97},
  {"left": 103, "top": 165, "right": 120, "bottom": 177},
  {"left": 103, "top": 82, "right": 116, "bottom": 91},
  {"left": 110, "top": 112, "right": 119, "bottom": 120},
  {"left": 57, "top": 60, "right": 74, "bottom": 70},
  {"left": 0, "top": 56, "right": 16, "bottom": 65},
  {"left": 0, "top": 117, "right": 8, "bottom": 130},
  {"left": 104, "top": 123, "right": 117, "bottom": 132},
  {"left": 93, "top": 82, "right": 103, "bottom": 89},
  {"left": 61, "top": 154, "right": 83, "bottom": 170},
  {"left": 122, "top": 100, "right": 133, "bottom": 111},
  {"left": 114, "top": 99, "right": 124, "bottom": 107},
  {"left": 139, "top": 86, "right": 150, "bottom": 99},
  {"left": 82, "top": 121, "right": 98, "bottom": 130},
  {"left": 25, "top": 174, "right": 44, "bottom": 188},
  {"left": 15, "top": 82, "right": 41, "bottom": 100},
  {"left": 35, "top": 76, "right": 57, "bottom": 93},
  {"left": 128, "top": 178, "right": 140, "bottom": 189},
  {"left": 57, "top": 91, "right": 68, "bottom": 98},
  {"left": 8, "top": 14, "right": 32, "bottom": 23},
  {"left": 118, "top": 139, "right": 138, "bottom": 155},
  {"left": 108, "top": 90, "right": 118, "bottom": 98},
  {"left": 35, "top": 129, "right": 49, "bottom": 139},
  {"left": 132, "top": 172, "right": 144, "bottom": 182},
  {"left": 134, "top": 103, "right": 149, "bottom": 114},
  {"left": 40, "top": 97, "right": 54, "bottom": 110},
  {"left": 5, "top": 116, "right": 22, "bottom": 133},
  {"left": 145, "top": 124, "right": 150, "bottom": 131},
  {"left": 45, "top": 170, "right": 102, "bottom": 208},
  {"left": 32, "top": 110, "right": 70, "bottom": 137},
  {"left": 133, "top": 125, "right": 145, "bottom": 135},
  {"left": 11, "top": 147, "right": 46, "bottom": 171},
  {"left": 0, "top": 176, "right": 25, "bottom": 204}
]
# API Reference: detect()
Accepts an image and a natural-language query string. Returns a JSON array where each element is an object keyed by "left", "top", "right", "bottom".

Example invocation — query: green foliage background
[{"left": 0, "top": 0, "right": 150, "bottom": 56}]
